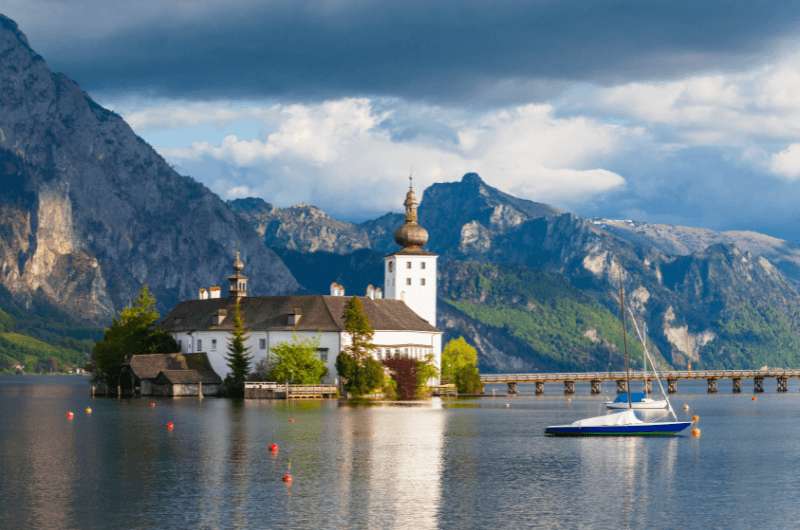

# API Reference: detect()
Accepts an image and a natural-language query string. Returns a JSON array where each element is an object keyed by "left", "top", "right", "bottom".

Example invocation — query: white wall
[
  {"left": 173, "top": 330, "right": 342, "bottom": 383},
  {"left": 384, "top": 254, "right": 438, "bottom": 326}
]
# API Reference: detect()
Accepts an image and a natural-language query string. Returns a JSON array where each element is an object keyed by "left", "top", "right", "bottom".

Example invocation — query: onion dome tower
[
  {"left": 394, "top": 179, "right": 429, "bottom": 251},
  {"left": 384, "top": 176, "right": 438, "bottom": 326},
  {"left": 228, "top": 251, "right": 248, "bottom": 299}
]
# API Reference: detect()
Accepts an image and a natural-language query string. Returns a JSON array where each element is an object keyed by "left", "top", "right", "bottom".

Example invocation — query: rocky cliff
[{"left": 0, "top": 15, "right": 297, "bottom": 324}]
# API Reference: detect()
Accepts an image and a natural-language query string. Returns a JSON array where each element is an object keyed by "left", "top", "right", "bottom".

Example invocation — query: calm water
[{"left": 2, "top": 376, "right": 800, "bottom": 529}]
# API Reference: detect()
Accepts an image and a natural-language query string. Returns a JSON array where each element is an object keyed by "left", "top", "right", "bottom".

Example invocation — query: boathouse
[{"left": 122, "top": 352, "right": 222, "bottom": 397}]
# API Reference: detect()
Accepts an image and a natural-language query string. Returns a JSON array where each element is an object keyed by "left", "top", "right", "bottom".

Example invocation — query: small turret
[{"left": 228, "top": 251, "right": 248, "bottom": 299}]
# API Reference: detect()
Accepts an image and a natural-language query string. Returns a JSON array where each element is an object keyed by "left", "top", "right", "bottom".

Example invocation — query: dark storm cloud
[{"left": 6, "top": 0, "right": 800, "bottom": 103}]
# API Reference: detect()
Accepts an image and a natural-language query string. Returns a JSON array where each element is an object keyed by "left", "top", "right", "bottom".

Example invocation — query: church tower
[
  {"left": 228, "top": 251, "right": 248, "bottom": 299},
  {"left": 384, "top": 178, "right": 438, "bottom": 326}
]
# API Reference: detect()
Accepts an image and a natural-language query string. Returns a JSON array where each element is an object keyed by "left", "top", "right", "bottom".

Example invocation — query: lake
[{"left": 1, "top": 375, "right": 799, "bottom": 529}]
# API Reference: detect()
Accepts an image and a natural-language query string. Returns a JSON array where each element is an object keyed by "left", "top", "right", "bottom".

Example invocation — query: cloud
[
  {"left": 770, "top": 144, "right": 800, "bottom": 180},
  {"left": 5, "top": 1, "right": 800, "bottom": 104},
  {"left": 118, "top": 100, "right": 279, "bottom": 131},
  {"left": 574, "top": 53, "right": 800, "bottom": 147},
  {"left": 154, "top": 98, "right": 633, "bottom": 217}
]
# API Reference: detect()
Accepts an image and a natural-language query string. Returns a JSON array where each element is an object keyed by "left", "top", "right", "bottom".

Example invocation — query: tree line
[{"left": 92, "top": 287, "right": 481, "bottom": 398}]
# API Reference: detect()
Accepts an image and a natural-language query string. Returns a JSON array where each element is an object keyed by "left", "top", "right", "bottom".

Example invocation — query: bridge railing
[{"left": 480, "top": 368, "right": 800, "bottom": 383}]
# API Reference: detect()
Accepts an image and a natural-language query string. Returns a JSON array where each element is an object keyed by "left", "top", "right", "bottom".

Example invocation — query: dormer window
[{"left": 388, "top": 262, "right": 393, "bottom": 272}]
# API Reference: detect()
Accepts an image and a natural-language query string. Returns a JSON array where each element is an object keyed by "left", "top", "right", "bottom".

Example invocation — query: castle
[{"left": 159, "top": 182, "right": 442, "bottom": 384}]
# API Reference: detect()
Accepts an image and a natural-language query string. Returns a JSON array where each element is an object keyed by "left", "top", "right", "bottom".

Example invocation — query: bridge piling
[
  {"left": 754, "top": 376, "right": 764, "bottom": 393},
  {"left": 564, "top": 381, "right": 575, "bottom": 395},
  {"left": 644, "top": 379, "right": 652, "bottom": 393},
  {"left": 732, "top": 378, "right": 742, "bottom": 393},
  {"left": 507, "top": 382, "right": 518, "bottom": 396},
  {"left": 667, "top": 379, "right": 678, "bottom": 394},
  {"left": 777, "top": 376, "right": 788, "bottom": 392},
  {"left": 616, "top": 380, "right": 628, "bottom": 394},
  {"left": 535, "top": 382, "right": 544, "bottom": 395},
  {"left": 707, "top": 379, "right": 718, "bottom": 393},
  {"left": 590, "top": 380, "right": 602, "bottom": 394}
]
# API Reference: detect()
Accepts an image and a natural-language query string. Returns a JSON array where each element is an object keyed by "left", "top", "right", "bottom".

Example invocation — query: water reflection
[
  {"left": 335, "top": 403, "right": 445, "bottom": 529},
  {"left": 5, "top": 376, "right": 800, "bottom": 529}
]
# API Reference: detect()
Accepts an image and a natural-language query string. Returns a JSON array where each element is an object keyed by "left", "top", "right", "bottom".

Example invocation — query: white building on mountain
[{"left": 159, "top": 182, "right": 442, "bottom": 384}]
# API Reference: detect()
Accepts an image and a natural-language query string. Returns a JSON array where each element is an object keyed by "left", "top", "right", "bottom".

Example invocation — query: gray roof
[
  {"left": 127, "top": 352, "right": 221, "bottom": 383},
  {"left": 154, "top": 369, "right": 220, "bottom": 385},
  {"left": 160, "top": 295, "right": 438, "bottom": 333}
]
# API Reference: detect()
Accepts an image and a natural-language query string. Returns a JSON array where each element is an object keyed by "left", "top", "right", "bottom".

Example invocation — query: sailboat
[
  {"left": 545, "top": 283, "right": 691, "bottom": 436},
  {"left": 605, "top": 321, "right": 668, "bottom": 410}
]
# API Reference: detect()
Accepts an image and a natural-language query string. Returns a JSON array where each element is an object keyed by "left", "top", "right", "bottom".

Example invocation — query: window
[
  {"left": 388, "top": 261, "right": 393, "bottom": 272},
  {"left": 196, "top": 339, "right": 203, "bottom": 351},
  {"left": 259, "top": 338, "right": 267, "bottom": 350},
  {"left": 177, "top": 339, "right": 182, "bottom": 351},
  {"left": 211, "top": 339, "right": 217, "bottom": 351},
  {"left": 420, "top": 278, "right": 426, "bottom": 286},
  {"left": 421, "top": 262, "right": 426, "bottom": 269},
  {"left": 317, "top": 348, "right": 329, "bottom": 362},
  {"left": 406, "top": 261, "right": 412, "bottom": 269},
  {"left": 406, "top": 278, "right": 412, "bottom": 286}
]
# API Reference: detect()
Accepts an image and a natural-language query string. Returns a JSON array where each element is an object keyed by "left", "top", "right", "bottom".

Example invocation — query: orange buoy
[
  {"left": 691, "top": 427, "right": 701, "bottom": 438},
  {"left": 269, "top": 443, "right": 279, "bottom": 453},
  {"left": 752, "top": 396, "right": 757, "bottom": 401},
  {"left": 85, "top": 407, "right": 93, "bottom": 415},
  {"left": 66, "top": 411, "right": 75, "bottom": 420},
  {"left": 691, "top": 415, "right": 700, "bottom": 424},
  {"left": 288, "top": 418, "right": 296, "bottom": 424},
  {"left": 282, "top": 472, "right": 293, "bottom": 483},
  {"left": 149, "top": 401, "right": 157, "bottom": 408},
  {"left": 166, "top": 421, "right": 175, "bottom": 431}
]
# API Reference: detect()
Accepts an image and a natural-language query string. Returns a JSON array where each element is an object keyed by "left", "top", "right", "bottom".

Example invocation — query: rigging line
[{"left": 627, "top": 307, "right": 678, "bottom": 421}]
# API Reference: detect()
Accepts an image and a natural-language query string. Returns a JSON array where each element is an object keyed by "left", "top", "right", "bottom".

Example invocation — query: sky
[{"left": 6, "top": 1, "right": 800, "bottom": 239}]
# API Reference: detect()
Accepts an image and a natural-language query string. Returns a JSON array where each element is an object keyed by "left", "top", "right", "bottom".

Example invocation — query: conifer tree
[
  {"left": 336, "top": 296, "right": 383, "bottom": 396},
  {"left": 342, "top": 296, "right": 375, "bottom": 359},
  {"left": 225, "top": 299, "right": 252, "bottom": 397}
]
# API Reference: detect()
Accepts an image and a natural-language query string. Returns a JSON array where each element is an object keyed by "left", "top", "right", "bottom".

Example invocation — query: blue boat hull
[{"left": 545, "top": 421, "right": 692, "bottom": 436}]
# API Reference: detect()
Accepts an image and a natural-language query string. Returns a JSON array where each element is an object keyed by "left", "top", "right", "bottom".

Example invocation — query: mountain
[
  {"left": 237, "top": 172, "right": 800, "bottom": 371},
  {"left": 229, "top": 198, "right": 402, "bottom": 254},
  {"left": 0, "top": 15, "right": 297, "bottom": 369},
  {"left": 596, "top": 219, "right": 800, "bottom": 284}
]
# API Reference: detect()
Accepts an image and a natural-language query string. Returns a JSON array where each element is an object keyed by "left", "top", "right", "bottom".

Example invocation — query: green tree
[
  {"left": 267, "top": 335, "right": 328, "bottom": 384},
  {"left": 415, "top": 354, "right": 440, "bottom": 398},
  {"left": 92, "top": 286, "right": 177, "bottom": 388},
  {"left": 336, "top": 297, "right": 384, "bottom": 396},
  {"left": 342, "top": 297, "right": 375, "bottom": 359},
  {"left": 442, "top": 337, "right": 482, "bottom": 394},
  {"left": 225, "top": 300, "right": 252, "bottom": 397}
]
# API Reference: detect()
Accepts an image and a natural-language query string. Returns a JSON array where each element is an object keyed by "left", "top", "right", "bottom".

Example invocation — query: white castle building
[{"left": 160, "top": 183, "right": 442, "bottom": 384}]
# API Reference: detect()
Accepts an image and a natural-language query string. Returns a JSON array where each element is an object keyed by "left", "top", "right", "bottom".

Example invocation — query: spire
[
  {"left": 233, "top": 250, "right": 244, "bottom": 272},
  {"left": 404, "top": 174, "right": 419, "bottom": 223},
  {"left": 394, "top": 175, "right": 429, "bottom": 251}
]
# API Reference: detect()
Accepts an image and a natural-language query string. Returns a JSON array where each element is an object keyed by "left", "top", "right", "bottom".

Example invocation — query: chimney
[
  {"left": 330, "top": 282, "right": 345, "bottom": 296},
  {"left": 214, "top": 308, "right": 228, "bottom": 325},
  {"left": 209, "top": 286, "right": 222, "bottom": 299},
  {"left": 366, "top": 284, "right": 375, "bottom": 299},
  {"left": 199, "top": 287, "right": 208, "bottom": 300},
  {"left": 288, "top": 306, "right": 303, "bottom": 326},
  {"left": 374, "top": 287, "right": 383, "bottom": 299}
]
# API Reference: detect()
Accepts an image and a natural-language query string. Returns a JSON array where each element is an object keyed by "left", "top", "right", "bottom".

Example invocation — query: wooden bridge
[{"left": 480, "top": 369, "right": 800, "bottom": 395}]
